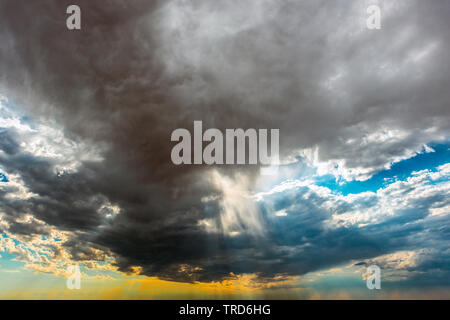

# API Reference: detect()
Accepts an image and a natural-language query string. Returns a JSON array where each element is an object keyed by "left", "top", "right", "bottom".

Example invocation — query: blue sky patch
[
  {"left": 315, "top": 143, "right": 450, "bottom": 195},
  {"left": 0, "top": 172, "right": 8, "bottom": 182}
]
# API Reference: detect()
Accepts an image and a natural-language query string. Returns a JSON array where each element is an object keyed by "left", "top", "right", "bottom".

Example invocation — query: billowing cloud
[{"left": 0, "top": 0, "right": 449, "bottom": 290}]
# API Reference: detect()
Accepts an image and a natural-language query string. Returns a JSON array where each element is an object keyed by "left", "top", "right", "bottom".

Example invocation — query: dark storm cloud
[
  {"left": 0, "top": 130, "right": 20, "bottom": 155},
  {"left": 0, "top": 0, "right": 449, "bottom": 283}
]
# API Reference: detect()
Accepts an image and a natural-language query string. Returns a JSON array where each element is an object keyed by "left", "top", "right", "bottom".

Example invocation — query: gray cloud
[{"left": 0, "top": 0, "right": 449, "bottom": 284}]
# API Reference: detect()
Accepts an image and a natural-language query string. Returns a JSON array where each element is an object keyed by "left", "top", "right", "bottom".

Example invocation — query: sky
[{"left": 0, "top": 0, "right": 449, "bottom": 299}]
